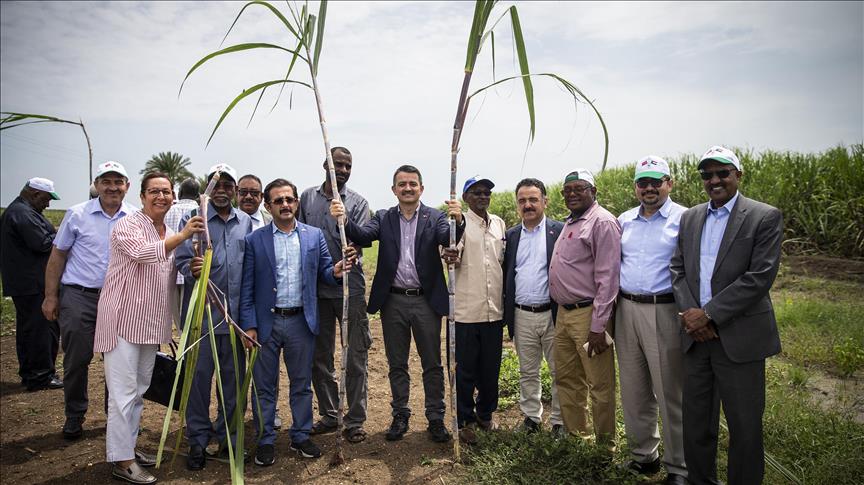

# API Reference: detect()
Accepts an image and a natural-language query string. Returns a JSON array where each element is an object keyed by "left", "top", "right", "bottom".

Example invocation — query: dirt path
[{"left": 0, "top": 314, "right": 497, "bottom": 484}]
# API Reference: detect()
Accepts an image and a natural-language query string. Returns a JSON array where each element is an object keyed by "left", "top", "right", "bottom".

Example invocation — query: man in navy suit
[
  {"left": 240, "top": 178, "right": 353, "bottom": 466},
  {"left": 502, "top": 178, "right": 564, "bottom": 435},
  {"left": 330, "top": 164, "right": 464, "bottom": 443}
]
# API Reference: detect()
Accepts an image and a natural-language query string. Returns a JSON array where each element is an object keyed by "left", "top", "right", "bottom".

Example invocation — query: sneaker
[
  {"left": 186, "top": 445, "right": 205, "bottom": 471},
  {"left": 427, "top": 419, "right": 452, "bottom": 443},
  {"left": 254, "top": 444, "right": 275, "bottom": 466},
  {"left": 112, "top": 462, "right": 157, "bottom": 484},
  {"left": 290, "top": 439, "right": 322, "bottom": 459},
  {"left": 62, "top": 416, "right": 84, "bottom": 440},
  {"left": 134, "top": 449, "right": 161, "bottom": 468},
  {"left": 385, "top": 414, "right": 410, "bottom": 441},
  {"left": 522, "top": 417, "right": 540, "bottom": 433},
  {"left": 458, "top": 424, "right": 478, "bottom": 445}
]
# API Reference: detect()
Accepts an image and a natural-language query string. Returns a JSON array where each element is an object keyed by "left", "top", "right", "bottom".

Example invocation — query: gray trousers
[
  {"left": 380, "top": 294, "right": 445, "bottom": 422},
  {"left": 615, "top": 298, "right": 686, "bottom": 476},
  {"left": 312, "top": 295, "right": 372, "bottom": 429},
  {"left": 58, "top": 285, "right": 99, "bottom": 418}
]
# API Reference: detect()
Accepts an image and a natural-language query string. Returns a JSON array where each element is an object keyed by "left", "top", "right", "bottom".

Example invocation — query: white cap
[
  {"left": 95, "top": 161, "right": 129, "bottom": 179},
  {"left": 207, "top": 163, "right": 238, "bottom": 183},
  {"left": 634, "top": 155, "right": 671, "bottom": 181},
  {"left": 27, "top": 177, "right": 60, "bottom": 200},
  {"left": 699, "top": 146, "right": 742, "bottom": 171},
  {"left": 564, "top": 169, "right": 595, "bottom": 187}
]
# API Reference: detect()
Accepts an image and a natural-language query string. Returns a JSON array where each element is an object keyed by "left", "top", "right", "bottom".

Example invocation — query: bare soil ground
[{"left": 0, "top": 313, "right": 510, "bottom": 484}]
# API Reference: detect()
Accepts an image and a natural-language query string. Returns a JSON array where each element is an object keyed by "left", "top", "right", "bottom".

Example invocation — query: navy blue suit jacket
[
  {"left": 239, "top": 221, "right": 339, "bottom": 343},
  {"left": 344, "top": 203, "right": 464, "bottom": 317},
  {"left": 502, "top": 218, "right": 564, "bottom": 339}
]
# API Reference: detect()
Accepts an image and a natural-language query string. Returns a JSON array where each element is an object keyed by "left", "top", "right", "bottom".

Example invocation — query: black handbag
[{"left": 144, "top": 341, "right": 184, "bottom": 411}]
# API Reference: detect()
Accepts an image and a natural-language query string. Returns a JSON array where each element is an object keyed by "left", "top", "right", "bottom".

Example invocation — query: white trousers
[
  {"left": 104, "top": 335, "right": 157, "bottom": 463},
  {"left": 513, "top": 308, "right": 562, "bottom": 426},
  {"left": 615, "top": 298, "right": 687, "bottom": 476}
]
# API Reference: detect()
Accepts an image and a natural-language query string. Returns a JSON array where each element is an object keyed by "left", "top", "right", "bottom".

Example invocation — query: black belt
[
  {"left": 515, "top": 303, "right": 552, "bottom": 313},
  {"left": 619, "top": 291, "right": 675, "bottom": 304},
  {"left": 561, "top": 299, "right": 594, "bottom": 311},
  {"left": 65, "top": 284, "right": 101, "bottom": 294},
  {"left": 390, "top": 287, "right": 424, "bottom": 296},
  {"left": 272, "top": 306, "right": 303, "bottom": 316}
]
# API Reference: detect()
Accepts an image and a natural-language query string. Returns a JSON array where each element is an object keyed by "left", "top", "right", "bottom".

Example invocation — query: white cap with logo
[
  {"left": 564, "top": 169, "right": 596, "bottom": 187},
  {"left": 27, "top": 177, "right": 61, "bottom": 200},
  {"left": 634, "top": 155, "right": 671, "bottom": 181},
  {"left": 207, "top": 163, "right": 238, "bottom": 183},
  {"left": 95, "top": 161, "right": 129, "bottom": 179},
  {"left": 699, "top": 146, "right": 742, "bottom": 171}
]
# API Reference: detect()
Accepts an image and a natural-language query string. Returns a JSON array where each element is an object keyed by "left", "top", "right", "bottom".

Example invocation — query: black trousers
[
  {"left": 454, "top": 321, "right": 503, "bottom": 427},
  {"left": 12, "top": 293, "right": 59, "bottom": 388}
]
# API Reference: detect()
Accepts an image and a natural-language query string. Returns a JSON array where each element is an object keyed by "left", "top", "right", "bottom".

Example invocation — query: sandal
[
  {"left": 343, "top": 427, "right": 367, "bottom": 443},
  {"left": 310, "top": 419, "right": 338, "bottom": 435}
]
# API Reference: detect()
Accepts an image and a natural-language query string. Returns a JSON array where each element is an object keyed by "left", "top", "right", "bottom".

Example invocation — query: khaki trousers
[
  {"left": 513, "top": 308, "right": 561, "bottom": 426},
  {"left": 554, "top": 305, "right": 616, "bottom": 442}
]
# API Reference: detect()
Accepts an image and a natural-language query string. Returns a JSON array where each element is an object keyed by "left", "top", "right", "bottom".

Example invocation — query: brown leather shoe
[{"left": 458, "top": 424, "right": 478, "bottom": 445}]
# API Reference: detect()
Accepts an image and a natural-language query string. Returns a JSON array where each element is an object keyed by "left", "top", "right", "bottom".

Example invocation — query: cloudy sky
[{"left": 1, "top": 1, "right": 861, "bottom": 210}]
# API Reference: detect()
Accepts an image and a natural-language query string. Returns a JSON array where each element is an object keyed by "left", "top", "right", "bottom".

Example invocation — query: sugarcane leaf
[
  {"left": 312, "top": 0, "right": 327, "bottom": 76},
  {"left": 0, "top": 112, "right": 81, "bottom": 129},
  {"left": 464, "top": 0, "right": 494, "bottom": 71},
  {"left": 179, "top": 43, "right": 307, "bottom": 96},
  {"left": 508, "top": 6, "right": 535, "bottom": 142},
  {"left": 206, "top": 79, "right": 313, "bottom": 147},
  {"left": 206, "top": 304, "right": 238, "bottom": 479},
  {"left": 269, "top": 39, "right": 304, "bottom": 113},
  {"left": 222, "top": 0, "right": 301, "bottom": 47}
]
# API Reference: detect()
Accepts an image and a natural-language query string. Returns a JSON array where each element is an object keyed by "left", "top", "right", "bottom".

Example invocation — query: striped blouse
[{"left": 94, "top": 210, "right": 175, "bottom": 352}]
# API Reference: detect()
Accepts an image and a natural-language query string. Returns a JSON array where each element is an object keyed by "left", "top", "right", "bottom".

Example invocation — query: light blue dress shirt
[
  {"left": 54, "top": 197, "right": 136, "bottom": 288},
  {"left": 619, "top": 197, "right": 685, "bottom": 295},
  {"left": 699, "top": 192, "right": 740, "bottom": 307},
  {"left": 514, "top": 217, "right": 551, "bottom": 305},
  {"left": 273, "top": 223, "right": 302, "bottom": 308}
]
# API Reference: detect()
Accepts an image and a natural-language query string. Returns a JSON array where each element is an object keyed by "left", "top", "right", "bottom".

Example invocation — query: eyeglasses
[
  {"left": 466, "top": 190, "right": 491, "bottom": 197},
  {"left": 271, "top": 196, "right": 297, "bottom": 206},
  {"left": 145, "top": 189, "right": 173, "bottom": 197},
  {"left": 699, "top": 169, "right": 732, "bottom": 181},
  {"left": 635, "top": 178, "right": 667, "bottom": 189},
  {"left": 562, "top": 185, "right": 592, "bottom": 195},
  {"left": 238, "top": 189, "right": 261, "bottom": 197}
]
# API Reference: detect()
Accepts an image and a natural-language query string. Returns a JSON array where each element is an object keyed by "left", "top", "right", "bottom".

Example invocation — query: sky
[{"left": 1, "top": 1, "right": 862, "bottom": 210}]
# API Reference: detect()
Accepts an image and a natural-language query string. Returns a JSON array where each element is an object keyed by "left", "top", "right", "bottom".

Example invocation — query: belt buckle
[{"left": 407, "top": 288, "right": 420, "bottom": 296}]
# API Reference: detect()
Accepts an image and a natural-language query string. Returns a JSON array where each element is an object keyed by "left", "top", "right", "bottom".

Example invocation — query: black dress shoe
[
  {"left": 522, "top": 417, "right": 540, "bottom": 433},
  {"left": 62, "top": 416, "right": 84, "bottom": 440},
  {"left": 622, "top": 457, "right": 661, "bottom": 475},
  {"left": 665, "top": 473, "right": 690, "bottom": 485},
  {"left": 187, "top": 445, "right": 206, "bottom": 471},
  {"left": 26, "top": 376, "right": 64, "bottom": 392},
  {"left": 385, "top": 414, "right": 410, "bottom": 441}
]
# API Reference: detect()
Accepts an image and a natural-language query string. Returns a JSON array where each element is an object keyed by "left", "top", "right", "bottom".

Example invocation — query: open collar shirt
[
  {"left": 514, "top": 216, "right": 551, "bottom": 306},
  {"left": 54, "top": 197, "right": 136, "bottom": 289},
  {"left": 393, "top": 206, "right": 422, "bottom": 289},
  {"left": 273, "top": 223, "right": 302, "bottom": 308},
  {"left": 454, "top": 209, "right": 506, "bottom": 323},
  {"left": 699, "top": 191, "right": 740, "bottom": 307},
  {"left": 549, "top": 201, "right": 622, "bottom": 333},
  {"left": 619, "top": 197, "right": 685, "bottom": 295}
]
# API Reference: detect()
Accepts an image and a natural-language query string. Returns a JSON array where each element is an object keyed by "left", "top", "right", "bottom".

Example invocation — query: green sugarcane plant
[
  {"left": 0, "top": 111, "right": 95, "bottom": 190},
  {"left": 446, "top": 1, "right": 609, "bottom": 461},
  {"left": 179, "top": 0, "right": 353, "bottom": 466}
]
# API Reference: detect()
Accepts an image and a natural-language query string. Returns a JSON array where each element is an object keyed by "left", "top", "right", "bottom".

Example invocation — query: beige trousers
[
  {"left": 513, "top": 308, "right": 562, "bottom": 426},
  {"left": 554, "top": 305, "right": 616, "bottom": 443}
]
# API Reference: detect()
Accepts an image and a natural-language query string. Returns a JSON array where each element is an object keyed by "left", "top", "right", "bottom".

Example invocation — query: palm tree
[{"left": 141, "top": 151, "right": 194, "bottom": 183}]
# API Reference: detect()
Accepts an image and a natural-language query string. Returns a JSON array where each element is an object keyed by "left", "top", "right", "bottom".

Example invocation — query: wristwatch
[{"left": 702, "top": 308, "right": 713, "bottom": 322}]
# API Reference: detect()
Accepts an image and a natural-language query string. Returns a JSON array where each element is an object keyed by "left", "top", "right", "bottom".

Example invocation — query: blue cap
[{"left": 462, "top": 175, "right": 495, "bottom": 194}]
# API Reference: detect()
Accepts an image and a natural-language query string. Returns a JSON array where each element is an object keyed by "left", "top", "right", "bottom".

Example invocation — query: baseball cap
[
  {"left": 634, "top": 155, "right": 671, "bottom": 181},
  {"left": 462, "top": 175, "right": 495, "bottom": 194},
  {"left": 27, "top": 177, "right": 60, "bottom": 200},
  {"left": 95, "top": 161, "right": 129, "bottom": 179},
  {"left": 207, "top": 163, "right": 238, "bottom": 183},
  {"left": 564, "top": 169, "right": 595, "bottom": 187},
  {"left": 699, "top": 146, "right": 742, "bottom": 171}
]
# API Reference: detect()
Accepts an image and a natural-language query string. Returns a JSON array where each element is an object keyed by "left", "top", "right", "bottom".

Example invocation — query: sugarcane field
[{"left": 1, "top": 1, "right": 863, "bottom": 485}]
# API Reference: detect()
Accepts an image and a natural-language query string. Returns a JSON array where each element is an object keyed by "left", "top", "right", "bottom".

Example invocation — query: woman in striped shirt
[{"left": 94, "top": 172, "right": 205, "bottom": 485}]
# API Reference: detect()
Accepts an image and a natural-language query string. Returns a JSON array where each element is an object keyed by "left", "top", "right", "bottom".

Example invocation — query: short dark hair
[
  {"left": 178, "top": 178, "right": 200, "bottom": 199},
  {"left": 263, "top": 178, "right": 298, "bottom": 203},
  {"left": 329, "top": 146, "right": 351, "bottom": 159},
  {"left": 515, "top": 178, "right": 546, "bottom": 197},
  {"left": 392, "top": 164, "right": 422, "bottom": 186},
  {"left": 140, "top": 172, "right": 172, "bottom": 195},
  {"left": 238, "top": 174, "right": 263, "bottom": 189}
]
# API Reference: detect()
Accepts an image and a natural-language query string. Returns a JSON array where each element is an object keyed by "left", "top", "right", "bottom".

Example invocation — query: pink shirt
[
  {"left": 549, "top": 201, "right": 622, "bottom": 333},
  {"left": 94, "top": 210, "right": 174, "bottom": 352}
]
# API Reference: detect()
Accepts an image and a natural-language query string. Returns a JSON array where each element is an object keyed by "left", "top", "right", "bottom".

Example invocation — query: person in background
[
  {"left": 94, "top": 172, "right": 205, "bottom": 485},
  {"left": 237, "top": 174, "right": 271, "bottom": 230},
  {"left": 164, "top": 177, "right": 201, "bottom": 329},
  {"left": 501, "top": 178, "right": 564, "bottom": 435},
  {"left": 616, "top": 156, "right": 688, "bottom": 484},
  {"left": 299, "top": 147, "right": 373, "bottom": 444},
  {"left": 43, "top": 161, "right": 135, "bottom": 440},
  {"left": 1, "top": 177, "right": 63, "bottom": 391}
]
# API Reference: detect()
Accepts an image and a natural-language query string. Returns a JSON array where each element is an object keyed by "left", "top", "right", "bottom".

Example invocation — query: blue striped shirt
[
  {"left": 619, "top": 197, "right": 685, "bottom": 295},
  {"left": 699, "top": 192, "right": 740, "bottom": 307},
  {"left": 273, "top": 224, "right": 302, "bottom": 307}
]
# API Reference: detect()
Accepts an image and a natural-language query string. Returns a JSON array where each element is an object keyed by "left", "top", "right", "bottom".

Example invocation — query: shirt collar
[
  {"left": 316, "top": 182, "right": 347, "bottom": 200},
  {"left": 567, "top": 200, "right": 598, "bottom": 224},
  {"left": 467, "top": 208, "right": 488, "bottom": 225},
  {"left": 207, "top": 201, "right": 238, "bottom": 222},
  {"left": 707, "top": 191, "right": 740, "bottom": 216},
  {"left": 521, "top": 215, "right": 546, "bottom": 234},
  {"left": 272, "top": 222, "right": 297, "bottom": 236},
  {"left": 88, "top": 197, "right": 133, "bottom": 217},
  {"left": 398, "top": 204, "right": 420, "bottom": 222},
  {"left": 634, "top": 196, "right": 674, "bottom": 221}
]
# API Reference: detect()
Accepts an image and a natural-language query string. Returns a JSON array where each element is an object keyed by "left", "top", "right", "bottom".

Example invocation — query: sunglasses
[
  {"left": 635, "top": 178, "right": 666, "bottom": 189},
  {"left": 699, "top": 169, "right": 732, "bottom": 181},
  {"left": 466, "top": 190, "right": 492, "bottom": 197},
  {"left": 270, "top": 196, "right": 297, "bottom": 206},
  {"left": 238, "top": 189, "right": 261, "bottom": 197}
]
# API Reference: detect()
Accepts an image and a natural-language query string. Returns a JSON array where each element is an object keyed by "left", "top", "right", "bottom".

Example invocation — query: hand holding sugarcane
[
  {"left": 444, "top": 199, "right": 464, "bottom": 225},
  {"left": 180, "top": 215, "right": 206, "bottom": 240},
  {"left": 333, "top": 245, "right": 357, "bottom": 278}
]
